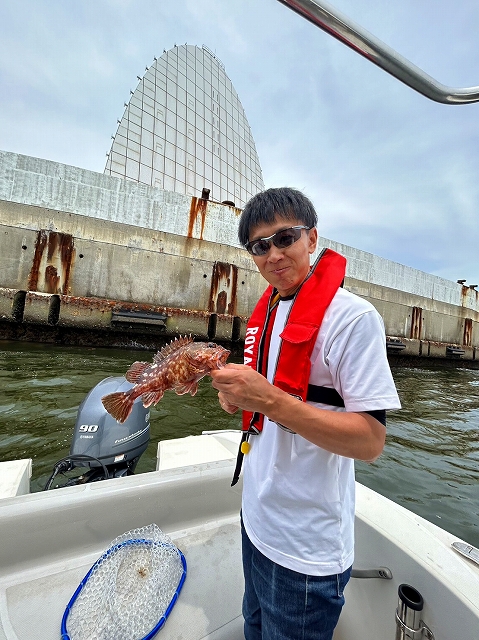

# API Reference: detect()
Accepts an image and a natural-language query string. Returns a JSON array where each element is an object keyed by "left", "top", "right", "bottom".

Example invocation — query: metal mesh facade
[{"left": 105, "top": 45, "right": 264, "bottom": 207}]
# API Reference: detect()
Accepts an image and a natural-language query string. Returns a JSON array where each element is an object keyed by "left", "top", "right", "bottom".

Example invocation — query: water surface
[{"left": 0, "top": 342, "right": 478, "bottom": 547}]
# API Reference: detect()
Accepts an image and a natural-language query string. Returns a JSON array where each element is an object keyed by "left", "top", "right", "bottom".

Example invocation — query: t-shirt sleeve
[{"left": 325, "top": 309, "right": 401, "bottom": 413}]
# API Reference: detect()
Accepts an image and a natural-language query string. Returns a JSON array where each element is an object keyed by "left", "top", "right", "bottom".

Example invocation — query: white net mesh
[{"left": 65, "top": 524, "right": 185, "bottom": 640}]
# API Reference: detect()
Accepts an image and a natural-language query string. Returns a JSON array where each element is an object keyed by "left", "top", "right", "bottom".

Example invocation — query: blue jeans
[{"left": 241, "top": 521, "right": 351, "bottom": 640}]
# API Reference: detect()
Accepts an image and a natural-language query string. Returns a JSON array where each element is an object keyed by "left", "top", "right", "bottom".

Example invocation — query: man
[{"left": 210, "top": 187, "right": 400, "bottom": 640}]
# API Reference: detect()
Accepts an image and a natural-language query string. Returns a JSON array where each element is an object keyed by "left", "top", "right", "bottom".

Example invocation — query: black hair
[{"left": 238, "top": 187, "right": 318, "bottom": 247}]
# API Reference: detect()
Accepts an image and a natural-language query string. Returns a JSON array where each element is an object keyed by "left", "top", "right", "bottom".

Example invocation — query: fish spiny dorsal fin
[
  {"left": 125, "top": 361, "right": 150, "bottom": 383},
  {"left": 153, "top": 335, "right": 193, "bottom": 364}
]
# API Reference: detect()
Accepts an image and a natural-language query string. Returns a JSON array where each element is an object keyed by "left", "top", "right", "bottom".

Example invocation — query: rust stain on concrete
[
  {"left": 188, "top": 197, "right": 208, "bottom": 239},
  {"left": 209, "top": 261, "right": 238, "bottom": 315},
  {"left": 28, "top": 230, "right": 74, "bottom": 294},
  {"left": 463, "top": 318, "right": 473, "bottom": 347}
]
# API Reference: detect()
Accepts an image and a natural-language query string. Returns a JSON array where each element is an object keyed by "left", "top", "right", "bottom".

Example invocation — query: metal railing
[{"left": 277, "top": 0, "right": 479, "bottom": 104}]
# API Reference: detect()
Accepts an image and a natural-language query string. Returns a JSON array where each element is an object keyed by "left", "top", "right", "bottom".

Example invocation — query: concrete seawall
[{"left": 0, "top": 150, "right": 478, "bottom": 362}]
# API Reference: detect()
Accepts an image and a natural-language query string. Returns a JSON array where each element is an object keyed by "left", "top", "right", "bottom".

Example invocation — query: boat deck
[{"left": 0, "top": 457, "right": 244, "bottom": 640}]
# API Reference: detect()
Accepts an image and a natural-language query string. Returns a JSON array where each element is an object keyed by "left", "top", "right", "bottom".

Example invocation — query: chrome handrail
[{"left": 277, "top": 0, "right": 479, "bottom": 104}]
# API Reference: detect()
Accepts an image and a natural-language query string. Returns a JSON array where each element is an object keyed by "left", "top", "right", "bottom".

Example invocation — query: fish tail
[{"left": 101, "top": 391, "right": 134, "bottom": 423}]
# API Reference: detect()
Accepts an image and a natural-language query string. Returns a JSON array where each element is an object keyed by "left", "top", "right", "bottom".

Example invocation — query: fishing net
[{"left": 62, "top": 524, "right": 187, "bottom": 640}]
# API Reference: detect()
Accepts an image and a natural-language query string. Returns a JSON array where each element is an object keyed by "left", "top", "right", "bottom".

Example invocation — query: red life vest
[{"left": 231, "top": 248, "right": 346, "bottom": 486}]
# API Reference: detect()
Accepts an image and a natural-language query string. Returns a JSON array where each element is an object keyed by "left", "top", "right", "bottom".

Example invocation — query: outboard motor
[{"left": 45, "top": 377, "right": 150, "bottom": 489}]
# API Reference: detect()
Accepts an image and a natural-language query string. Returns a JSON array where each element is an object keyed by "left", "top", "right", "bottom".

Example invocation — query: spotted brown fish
[{"left": 101, "top": 336, "right": 230, "bottom": 423}]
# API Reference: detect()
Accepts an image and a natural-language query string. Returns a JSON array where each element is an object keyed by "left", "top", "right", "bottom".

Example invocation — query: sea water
[{"left": 0, "top": 341, "right": 478, "bottom": 548}]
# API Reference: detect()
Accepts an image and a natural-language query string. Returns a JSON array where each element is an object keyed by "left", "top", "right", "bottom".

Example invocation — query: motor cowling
[{"left": 71, "top": 376, "right": 150, "bottom": 467}]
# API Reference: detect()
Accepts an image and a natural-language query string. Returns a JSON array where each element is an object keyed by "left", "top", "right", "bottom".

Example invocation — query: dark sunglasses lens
[
  {"left": 251, "top": 239, "right": 271, "bottom": 256},
  {"left": 274, "top": 228, "right": 301, "bottom": 249},
  {"left": 248, "top": 227, "right": 305, "bottom": 255}
]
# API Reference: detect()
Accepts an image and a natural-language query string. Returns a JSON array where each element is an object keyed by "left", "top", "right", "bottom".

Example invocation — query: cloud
[{"left": 0, "top": 0, "right": 477, "bottom": 282}]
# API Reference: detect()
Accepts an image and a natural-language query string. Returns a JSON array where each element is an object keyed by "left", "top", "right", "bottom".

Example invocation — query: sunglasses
[{"left": 245, "top": 225, "right": 311, "bottom": 256}]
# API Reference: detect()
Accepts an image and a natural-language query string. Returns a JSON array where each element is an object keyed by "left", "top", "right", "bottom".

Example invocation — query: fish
[{"left": 101, "top": 336, "right": 230, "bottom": 423}]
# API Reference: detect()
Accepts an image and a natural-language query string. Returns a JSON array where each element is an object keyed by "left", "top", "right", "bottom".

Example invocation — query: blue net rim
[{"left": 60, "top": 538, "right": 187, "bottom": 640}]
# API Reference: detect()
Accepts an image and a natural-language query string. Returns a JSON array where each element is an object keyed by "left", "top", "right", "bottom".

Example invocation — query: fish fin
[
  {"left": 188, "top": 382, "right": 199, "bottom": 397},
  {"left": 125, "top": 361, "right": 149, "bottom": 383},
  {"left": 153, "top": 335, "right": 193, "bottom": 364},
  {"left": 101, "top": 392, "right": 134, "bottom": 424},
  {"left": 174, "top": 380, "right": 199, "bottom": 396},
  {"left": 142, "top": 390, "right": 165, "bottom": 407}
]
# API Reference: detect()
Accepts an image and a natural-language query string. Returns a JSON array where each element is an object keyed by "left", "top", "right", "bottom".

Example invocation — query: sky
[{"left": 0, "top": 0, "right": 478, "bottom": 284}]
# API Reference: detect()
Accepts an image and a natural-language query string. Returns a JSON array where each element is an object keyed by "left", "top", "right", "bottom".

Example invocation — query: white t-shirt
[{"left": 242, "top": 287, "right": 401, "bottom": 576}]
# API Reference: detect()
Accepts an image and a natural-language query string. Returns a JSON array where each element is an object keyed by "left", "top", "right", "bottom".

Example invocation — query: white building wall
[
  {"left": 0, "top": 150, "right": 476, "bottom": 311},
  {"left": 104, "top": 45, "right": 264, "bottom": 208}
]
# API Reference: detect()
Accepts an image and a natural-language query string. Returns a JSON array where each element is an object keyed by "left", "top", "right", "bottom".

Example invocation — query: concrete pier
[{"left": 0, "top": 150, "right": 478, "bottom": 362}]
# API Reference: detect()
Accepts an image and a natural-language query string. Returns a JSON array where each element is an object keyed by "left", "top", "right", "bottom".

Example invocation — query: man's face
[{"left": 248, "top": 216, "right": 317, "bottom": 297}]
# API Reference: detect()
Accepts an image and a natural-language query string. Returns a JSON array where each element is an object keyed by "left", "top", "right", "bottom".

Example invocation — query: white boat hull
[{"left": 0, "top": 431, "right": 478, "bottom": 639}]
